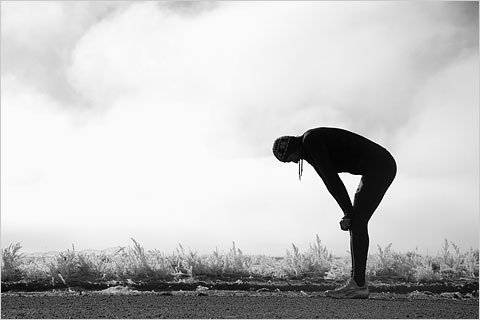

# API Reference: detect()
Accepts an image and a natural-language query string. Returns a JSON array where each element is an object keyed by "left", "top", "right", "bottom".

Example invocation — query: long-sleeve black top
[{"left": 300, "top": 127, "right": 392, "bottom": 216}]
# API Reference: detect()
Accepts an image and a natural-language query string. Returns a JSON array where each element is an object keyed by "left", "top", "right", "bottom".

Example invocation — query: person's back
[{"left": 301, "top": 127, "right": 391, "bottom": 175}]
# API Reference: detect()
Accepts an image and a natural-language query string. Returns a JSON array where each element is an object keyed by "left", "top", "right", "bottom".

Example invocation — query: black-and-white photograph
[{"left": 1, "top": 1, "right": 478, "bottom": 318}]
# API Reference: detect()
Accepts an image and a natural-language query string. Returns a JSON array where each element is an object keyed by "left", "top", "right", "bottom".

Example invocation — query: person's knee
[
  {"left": 385, "top": 158, "right": 397, "bottom": 185},
  {"left": 350, "top": 217, "right": 368, "bottom": 233}
]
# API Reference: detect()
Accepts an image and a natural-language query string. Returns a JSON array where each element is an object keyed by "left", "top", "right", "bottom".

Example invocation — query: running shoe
[{"left": 325, "top": 278, "right": 369, "bottom": 299}]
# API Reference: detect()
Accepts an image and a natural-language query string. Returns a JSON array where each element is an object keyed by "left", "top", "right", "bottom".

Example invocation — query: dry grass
[{"left": 2, "top": 237, "right": 478, "bottom": 284}]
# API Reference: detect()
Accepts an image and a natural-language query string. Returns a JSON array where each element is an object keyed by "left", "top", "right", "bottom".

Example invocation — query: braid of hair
[
  {"left": 299, "top": 159, "right": 303, "bottom": 181},
  {"left": 281, "top": 138, "right": 291, "bottom": 161}
]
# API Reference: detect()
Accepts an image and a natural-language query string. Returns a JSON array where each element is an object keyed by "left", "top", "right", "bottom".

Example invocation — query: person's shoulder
[
  {"left": 302, "top": 127, "right": 328, "bottom": 145},
  {"left": 309, "top": 127, "right": 358, "bottom": 137},
  {"left": 303, "top": 127, "right": 330, "bottom": 138}
]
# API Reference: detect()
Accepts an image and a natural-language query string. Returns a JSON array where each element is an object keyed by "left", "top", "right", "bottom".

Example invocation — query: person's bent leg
[{"left": 327, "top": 153, "right": 396, "bottom": 298}]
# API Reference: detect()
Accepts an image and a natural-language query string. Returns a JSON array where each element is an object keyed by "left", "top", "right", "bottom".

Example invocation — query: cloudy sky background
[{"left": 1, "top": 1, "right": 478, "bottom": 256}]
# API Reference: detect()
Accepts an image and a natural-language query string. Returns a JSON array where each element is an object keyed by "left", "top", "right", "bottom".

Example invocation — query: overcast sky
[{"left": 1, "top": 1, "right": 478, "bottom": 256}]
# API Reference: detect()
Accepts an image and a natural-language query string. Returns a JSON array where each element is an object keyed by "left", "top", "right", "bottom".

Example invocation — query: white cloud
[
  {"left": 67, "top": 1, "right": 477, "bottom": 156},
  {"left": 1, "top": 1, "right": 478, "bottom": 255},
  {"left": 1, "top": 1, "right": 129, "bottom": 104},
  {"left": 394, "top": 54, "right": 479, "bottom": 177}
]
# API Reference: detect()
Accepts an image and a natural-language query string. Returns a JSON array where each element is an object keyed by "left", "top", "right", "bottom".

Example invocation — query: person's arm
[{"left": 302, "top": 133, "right": 354, "bottom": 217}]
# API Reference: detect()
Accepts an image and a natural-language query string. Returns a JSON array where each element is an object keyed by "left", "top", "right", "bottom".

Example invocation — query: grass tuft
[
  {"left": 1, "top": 243, "right": 24, "bottom": 281},
  {"left": 284, "top": 235, "right": 332, "bottom": 278}
]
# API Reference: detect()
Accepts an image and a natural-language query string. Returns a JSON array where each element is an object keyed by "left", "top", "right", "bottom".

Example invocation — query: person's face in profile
[{"left": 285, "top": 149, "right": 302, "bottom": 163}]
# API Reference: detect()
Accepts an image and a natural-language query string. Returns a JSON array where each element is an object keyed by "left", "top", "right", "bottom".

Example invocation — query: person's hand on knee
[{"left": 339, "top": 216, "right": 351, "bottom": 231}]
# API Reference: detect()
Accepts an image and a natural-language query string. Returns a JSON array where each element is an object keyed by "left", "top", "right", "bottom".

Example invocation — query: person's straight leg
[
  {"left": 350, "top": 217, "right": 370, "bottom": 286},
  {"left": 350, "top": 169, "right": 395, "bottom": 286}
]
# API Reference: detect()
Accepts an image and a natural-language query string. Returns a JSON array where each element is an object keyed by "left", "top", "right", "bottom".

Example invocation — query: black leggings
[{"left": 350, "top": 152, "right": 397, "bottom": 286}]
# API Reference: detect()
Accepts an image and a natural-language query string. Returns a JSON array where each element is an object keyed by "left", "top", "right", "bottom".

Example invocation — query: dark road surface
[{"left": 1, "top": 291, "right": 478, "bottom": 319}]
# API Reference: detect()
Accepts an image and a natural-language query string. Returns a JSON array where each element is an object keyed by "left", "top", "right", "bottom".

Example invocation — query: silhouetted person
[{"left": 273, "top": 127, "right": 396, "bottom": 299}]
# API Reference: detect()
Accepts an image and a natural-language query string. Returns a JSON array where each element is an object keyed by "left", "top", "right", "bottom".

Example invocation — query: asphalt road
[{"left": 1, "top": 291, "right": 478, "bottom": 319}]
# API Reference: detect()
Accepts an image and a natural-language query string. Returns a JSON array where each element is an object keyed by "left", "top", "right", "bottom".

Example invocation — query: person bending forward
[{"left": 273, "top": 127, "right": 397, "bottom": 299}]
